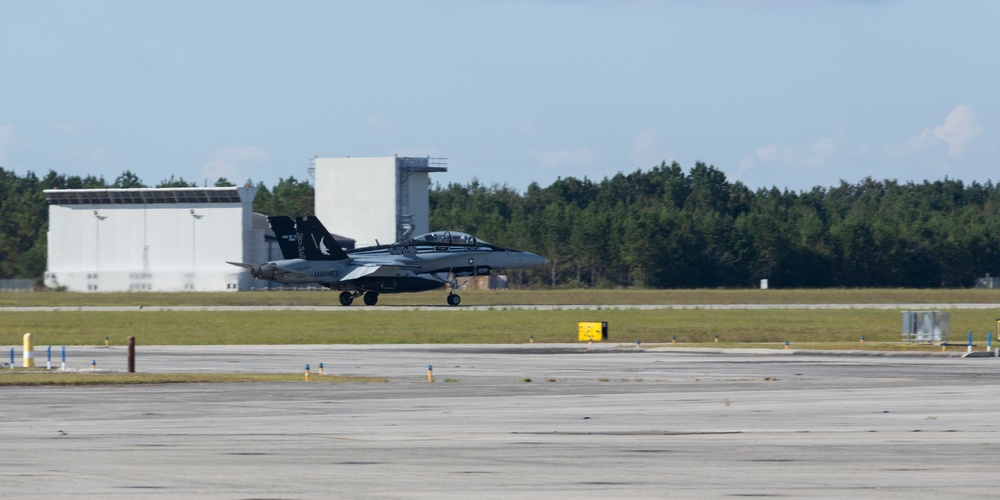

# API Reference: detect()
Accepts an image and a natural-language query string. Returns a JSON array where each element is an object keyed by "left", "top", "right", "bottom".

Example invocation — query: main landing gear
[
  {"left": 339, "top": 290, "right": 459, "bottom": 307},
  {"left": 338, "top": 291, "right": 379, "bottom": 306}
]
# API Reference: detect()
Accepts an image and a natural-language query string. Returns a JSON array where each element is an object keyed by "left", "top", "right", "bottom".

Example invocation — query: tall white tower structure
[{"left": 313, "top": 156, "right": 447, "bottom": 247}]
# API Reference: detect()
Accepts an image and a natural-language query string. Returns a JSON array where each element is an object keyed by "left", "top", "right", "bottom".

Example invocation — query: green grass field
[
  {"left": 4, "top": 287, "right": 1000, "bottom": 307},
  {"left": 1, "top": 289, "right": 998, "bottom": 348}
]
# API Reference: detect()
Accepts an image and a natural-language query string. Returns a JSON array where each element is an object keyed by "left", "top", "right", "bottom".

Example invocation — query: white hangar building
[
  {"left": 313, "top": 156, "right": 447, "bottom": 247},
  {"left": 44, "top": 187, "right": 262, "bottom": 292}
]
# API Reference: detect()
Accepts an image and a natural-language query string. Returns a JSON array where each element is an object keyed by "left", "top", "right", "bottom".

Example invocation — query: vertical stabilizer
[
  {"left": 295, "top": 216, "right": 350, "bottom": 261},
  {"left": 267, "top": 216, "right": 299, "bottom": 260}
]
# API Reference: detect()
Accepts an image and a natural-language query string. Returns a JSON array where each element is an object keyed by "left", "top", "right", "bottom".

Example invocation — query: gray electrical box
[{"left": 901, "top": 311, "right": 950, "bottom": 343}]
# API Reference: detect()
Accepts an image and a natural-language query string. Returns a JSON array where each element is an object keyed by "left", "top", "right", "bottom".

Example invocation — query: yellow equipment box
[{"left": 578, "top": 321, "right": 608, "bottom": 342}]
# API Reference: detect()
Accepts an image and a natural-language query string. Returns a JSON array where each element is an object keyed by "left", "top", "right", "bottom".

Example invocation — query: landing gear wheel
[
  {"left": 447, "top": 293, "right": 461, "bottom": 307},
  {"left": 338, "top": 291, "right": 354, "bottom": 306},
  {"left": 363, "top": 291, "right": 379, "bottom": 306}
]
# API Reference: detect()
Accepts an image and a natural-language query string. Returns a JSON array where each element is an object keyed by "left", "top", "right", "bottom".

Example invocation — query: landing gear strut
[
  {"left": 363, "top": 291, "right": 379, "bottom": 306},
  {"left": 446, "top": 273, "right": 464, "bottom": 307}
]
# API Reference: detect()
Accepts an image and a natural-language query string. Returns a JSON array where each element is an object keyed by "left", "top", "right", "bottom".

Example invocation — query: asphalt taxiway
[{"left": 4, "top": 344, "right": 1000, "bottom": 498}]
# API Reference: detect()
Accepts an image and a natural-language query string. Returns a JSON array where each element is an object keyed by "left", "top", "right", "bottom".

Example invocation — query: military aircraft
[{"left": 229, "top": 215, "right": 547, "bottom": 306}]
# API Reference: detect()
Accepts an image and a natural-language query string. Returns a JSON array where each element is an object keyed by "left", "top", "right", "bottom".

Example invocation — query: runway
[{"left": 4, "top": 344, "right": 1000, "bottom": 498}]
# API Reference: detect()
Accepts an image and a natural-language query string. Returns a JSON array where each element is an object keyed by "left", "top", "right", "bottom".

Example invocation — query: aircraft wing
[{"left": 341, "top": 264, "right": 421, "bottom": 281}]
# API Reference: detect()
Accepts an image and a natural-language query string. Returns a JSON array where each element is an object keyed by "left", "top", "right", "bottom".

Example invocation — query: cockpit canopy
[{"left": 409, "top": 231, "right": 488, "bottom": 246}]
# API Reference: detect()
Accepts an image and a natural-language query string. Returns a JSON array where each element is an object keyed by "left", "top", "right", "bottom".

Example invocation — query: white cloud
[
  {"left": 806, "top": 137, "right": 837, "bottom": 166},
  {"left": 738, "top": 137, "right": 837, "bottom": 179},
  {"left": 931, "top": 105, "right": 982, "bottom": 158},
  {"left": 738, "top": 144, "right": 787, "bottom": 174},
  {"left": 200, "top": 146, "right": 269, "bottom": 184},
  {"left": 629, "top": 128, "right": 677, "bottom": 168},
  {"left": 530, "top": 147, "right": 595, "bottom": 168},
  {"left": 885, "top": 105, "right": 983, "bottom": 159}
]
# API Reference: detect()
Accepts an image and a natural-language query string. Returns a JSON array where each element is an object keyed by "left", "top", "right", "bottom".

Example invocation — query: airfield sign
[{"left": 578, "top": 321, "right": 608, "bottom": 342}]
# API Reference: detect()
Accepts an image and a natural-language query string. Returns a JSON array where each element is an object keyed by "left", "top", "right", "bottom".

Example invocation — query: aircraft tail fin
[
  {"left": 267, "top": 216, "right": 299, "bottom": 260},
  {"left": 295, "top": 215, "right": 350, "bottom": 261}
]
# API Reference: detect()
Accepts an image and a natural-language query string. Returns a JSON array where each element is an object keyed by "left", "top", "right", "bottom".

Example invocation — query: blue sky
[{"left": 1, "top": 0, "right": 996, "bottom": 193}]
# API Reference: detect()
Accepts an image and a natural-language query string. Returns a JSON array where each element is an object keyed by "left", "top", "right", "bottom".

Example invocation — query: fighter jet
[{"left": 229, "top": 215, "right": 547, "bottom": 306}]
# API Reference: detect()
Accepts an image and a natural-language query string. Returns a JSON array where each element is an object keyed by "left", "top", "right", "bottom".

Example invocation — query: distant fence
[
  {"left": 976, "top": 275, "right": 1000, "bottom": 289},
  {"left": 0, "top": 279, "right": 35, "bottom": 292},
  {"left": 247, "top": 285, "right": 331, "bottom": 291}
]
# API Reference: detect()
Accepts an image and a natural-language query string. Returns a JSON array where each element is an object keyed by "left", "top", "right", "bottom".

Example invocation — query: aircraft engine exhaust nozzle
[{"left": 252, "top": 264, "right": 277, "bottom": 280}]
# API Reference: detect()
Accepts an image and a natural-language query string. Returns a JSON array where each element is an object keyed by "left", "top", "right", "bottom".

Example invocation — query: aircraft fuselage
[{"left": 230, "top": 219, "right": 547, "bottom": 306}]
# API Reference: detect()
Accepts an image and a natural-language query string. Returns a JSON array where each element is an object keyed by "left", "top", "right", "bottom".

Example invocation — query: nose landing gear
[{"left": 445, "top": 275, "right": 465, "bottom": 307}]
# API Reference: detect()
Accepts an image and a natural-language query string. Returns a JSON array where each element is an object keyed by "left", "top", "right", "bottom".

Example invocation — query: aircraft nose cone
[{"left": 525, "top": 252, "right": 548, "bottom": 268}]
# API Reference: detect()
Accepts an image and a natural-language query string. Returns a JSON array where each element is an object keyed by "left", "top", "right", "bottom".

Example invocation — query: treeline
[
  {"left": 0, "top": 168, "right": 313, "bottom": 280},
  {"left": 430, "top": 162, "right": 1000, "bottom": 289},
  {"left": 3, "top": 163, "right": 999, "bottom": 288}
]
